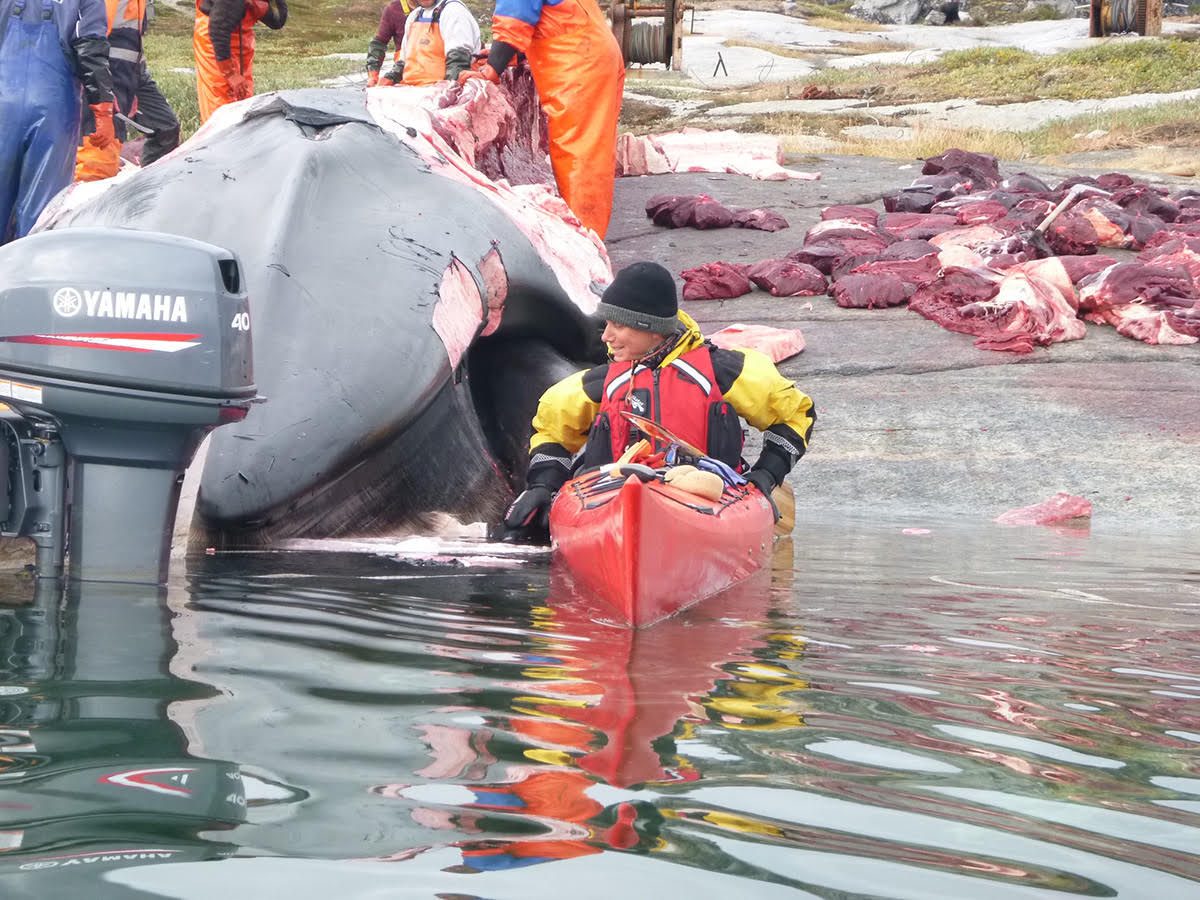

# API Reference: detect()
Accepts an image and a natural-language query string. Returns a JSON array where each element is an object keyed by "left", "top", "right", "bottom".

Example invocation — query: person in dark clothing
[
  {"left": 193, "top": 0, "right": 287, "bottom": 123},
  {"left": 132, "top": 59, "right": 182, "bottom": 166},
  {"left": 365, "top": 0, "right": 411, "bottom": 87},
  {"left": 76, "top": 0, "right": 180, "bottom": 180}
]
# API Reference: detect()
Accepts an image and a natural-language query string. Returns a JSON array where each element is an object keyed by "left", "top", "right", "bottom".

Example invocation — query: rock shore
[
  {"left": 607, "top": 154, "right": 1200, "bottom": 534},
  {"left": 3, "top": 154, "right": 1195, "bottom": 576}
]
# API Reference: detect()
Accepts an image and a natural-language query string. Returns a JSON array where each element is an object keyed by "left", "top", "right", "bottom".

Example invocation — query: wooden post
[
  {"left": 1138, "top": 0, "right": 1163, "bottom": 36},
  {"left": 671, "top": 0, "right": 685, "bottom": 71}
]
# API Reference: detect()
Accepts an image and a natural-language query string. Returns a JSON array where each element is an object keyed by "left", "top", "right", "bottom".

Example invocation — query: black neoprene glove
[
  {"left": 745, "top": 468, "right": 775, "bottom": 495},
  {"left": 745, "top": 469, "right": 780, "bottom": 521},
  {"left": 486, "top": 39, "right": 518, "bottom": 75},
  {"left": 503, "top": 486, "right": 553, "bottom": 543},
  {"left": 366, "top": 38, "right": 387, "bottom": 71},
  {"left": 71, "top": 36, "right": 115, "bottom": 106}
]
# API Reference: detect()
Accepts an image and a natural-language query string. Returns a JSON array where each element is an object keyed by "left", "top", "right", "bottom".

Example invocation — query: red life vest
[{"left": 594, "top": 346, "right": 734, "bottom": 464}]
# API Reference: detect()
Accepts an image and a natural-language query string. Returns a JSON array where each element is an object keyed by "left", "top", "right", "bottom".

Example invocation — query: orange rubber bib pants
[
  {"left": 193, "top": 0, "right": 265, "bottom": 123},
  {"left": 493, "top": 0, "right": 624, "bottom": 238},
  {"left": 400, "top": 14, "right": 447, "bottom": 85}
]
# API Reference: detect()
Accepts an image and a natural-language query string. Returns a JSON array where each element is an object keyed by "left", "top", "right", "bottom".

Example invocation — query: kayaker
[{"left": 504, "top": 260, "right": 816, "bottom": 540}]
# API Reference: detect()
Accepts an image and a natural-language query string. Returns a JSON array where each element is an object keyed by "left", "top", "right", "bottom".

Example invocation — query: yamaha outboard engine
[{"left": 0, "top": 228, "right": 255, "bottom": 583}]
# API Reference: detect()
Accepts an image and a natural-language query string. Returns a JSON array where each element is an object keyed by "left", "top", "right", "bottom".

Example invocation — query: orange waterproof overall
[
  {"left": 400, "top": 3, "right": 449, "bottom": 86},
  {"left": 193, "top": 0, "right": 267, "bottom": 123},
  {"left": 492, "top": 0, "right": 624, "bottom": 238}
]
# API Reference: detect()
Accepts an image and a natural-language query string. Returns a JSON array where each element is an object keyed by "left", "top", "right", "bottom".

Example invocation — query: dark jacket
[{"left": 198, "top": 0, "right": 287, "bottom": 62}]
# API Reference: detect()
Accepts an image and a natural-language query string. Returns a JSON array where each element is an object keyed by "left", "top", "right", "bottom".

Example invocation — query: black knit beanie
[{"left": 594, "top": 261, "right": 679, "bottom": 335}]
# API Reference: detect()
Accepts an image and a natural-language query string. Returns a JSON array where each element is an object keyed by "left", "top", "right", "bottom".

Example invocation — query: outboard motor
[{"left": 0, "top": 228, "right": 256, "bottom": 583}]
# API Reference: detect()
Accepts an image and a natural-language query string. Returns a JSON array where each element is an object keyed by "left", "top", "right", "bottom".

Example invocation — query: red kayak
[{"left": 548, "top": 466, "right": 775, "bottom": 628}]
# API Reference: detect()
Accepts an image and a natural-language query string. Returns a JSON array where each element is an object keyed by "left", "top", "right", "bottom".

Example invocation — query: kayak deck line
[{"left": 549, "top": 470, "right": 775, "bottom": 628}]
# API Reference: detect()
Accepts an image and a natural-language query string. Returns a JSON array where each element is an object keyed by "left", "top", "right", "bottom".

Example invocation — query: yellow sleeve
[
  {"left": 723, "top": 348, "right": 814, "bottom": 449},
  {"left": 529, "top": 370, "right": 601, "bottom": 455}
]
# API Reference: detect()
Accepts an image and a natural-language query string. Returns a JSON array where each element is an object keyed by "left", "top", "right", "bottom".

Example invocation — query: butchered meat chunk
[
  {"left": 681, "top": 262, "right": 752, "bottom": 301},
  {"left": 832, "top": 273, "right": 907, "bottom": 309},
  {"left": 746, "top": 259, "right": 827, "bottom": 296}
]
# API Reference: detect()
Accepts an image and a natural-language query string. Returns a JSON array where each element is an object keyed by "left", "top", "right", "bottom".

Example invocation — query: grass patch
[
  {"left": 141, "top": 0, "right": 1200, "bottom": 175},
  {"left": 619, "top": 96, "right": 675, "bottom": 130},
  {"left": 725, "top": 36, "right": 915, "bottom": 60},
  {"left": 835, "top": 123, "right": 1034, "bottom": 161},
  {"left": 740, "top": 95, "right": 1200, "bottom": 165},
  {"left": 724, "top": 38, "right": 824, "bottom": 59},
  {"left": 818, "top": 38, "right": 916, "bottom": 56},
  {"left": 801, "top": 6, "right": 891, "bottom": 32},
  {"left": 685, "top": 0, "right": 883, "bottom": 30},
  {"left": 784, "top": 39, "right": 1200, "bottom": 105}
]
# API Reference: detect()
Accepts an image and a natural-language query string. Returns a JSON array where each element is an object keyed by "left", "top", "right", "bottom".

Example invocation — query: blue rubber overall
[{"left": 0, "top": 0, "right": 82, "bottom": 243}]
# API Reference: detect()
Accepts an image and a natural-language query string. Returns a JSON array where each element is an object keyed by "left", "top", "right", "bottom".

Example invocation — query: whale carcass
[{"left": 36, "top": 83, "right": 612, "bottom": 546}]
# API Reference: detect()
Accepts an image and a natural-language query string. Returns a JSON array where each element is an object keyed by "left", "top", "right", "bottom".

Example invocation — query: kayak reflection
[
  {"left": 532, "top": 561, "right": 785, "bottom": 785},
  {"left": 0, "top": 579, "right": 247, "bottom": 896},
  {"left": 370, "top": 559, "right": 809, "bottom": 870}
]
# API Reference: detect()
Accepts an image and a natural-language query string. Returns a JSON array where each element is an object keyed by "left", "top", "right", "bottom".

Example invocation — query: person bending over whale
[
  {"left": 458, "top": 0, "right": 623, "bottom": 238},
  {"left": 504, "top": 261, "right": 816, "bottom": 542},
  {"left": 193, "top": 0, "right": 288, "bottom": 123}
]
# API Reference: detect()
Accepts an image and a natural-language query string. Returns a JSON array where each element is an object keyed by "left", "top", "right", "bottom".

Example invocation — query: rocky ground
[
  {"left": 4, "top": 18, "right": 1196, "bottom": 573},
  {"left": 627, "top": 10, "right": 1200, "bottom": 173},
  {"left": 4, "top": 157, "right": 1195, "bottom": 576},
  {"left": 607, "top": 155, "right": 1200, "bottom": 535},
  {"left": 610, "top": 11, "right": 1197, "bottom": 535}
]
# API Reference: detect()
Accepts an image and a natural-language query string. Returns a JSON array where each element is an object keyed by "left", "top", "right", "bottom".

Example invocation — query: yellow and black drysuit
[{"left": 524, "top": 311, "right": 815, "bottom": 495}]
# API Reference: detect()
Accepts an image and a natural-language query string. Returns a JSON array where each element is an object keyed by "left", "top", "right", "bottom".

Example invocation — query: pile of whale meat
[{"left": 671, "top": 148, "right": 1200, "bottom": 351}]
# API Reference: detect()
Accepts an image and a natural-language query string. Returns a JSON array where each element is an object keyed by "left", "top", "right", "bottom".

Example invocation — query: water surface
[{"left": 1, "top": 516, "right": 1197, "bottom": 898}]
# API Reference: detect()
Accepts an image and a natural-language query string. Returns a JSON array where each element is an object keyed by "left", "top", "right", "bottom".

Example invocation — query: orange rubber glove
[
  {"left": 217, "top": 58, "right": 249, "bottom": 100},
  {"left": 366, "top": 69, "right": 380, "bottom": 87},
  {"left": 87, "top": 103, "right": 116, "bottom": 149},
  {"left": 378, "top": 75, "right": 395, "bottom": 87},
  {"left": 457, "top": 64, "right": 499, "bottom": 86}
]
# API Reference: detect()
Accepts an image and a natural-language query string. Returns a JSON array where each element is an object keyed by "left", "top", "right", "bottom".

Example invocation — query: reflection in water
[
  {"left": 361, "top": 562, "right": 801, "bottom": 872},
  {"left": 1, "top": 518, "right": 1198, "bottom": 897},
  {"left": 0, "top": 579, "right": 248, "bottom": 897}
]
